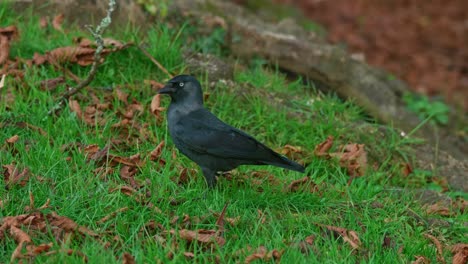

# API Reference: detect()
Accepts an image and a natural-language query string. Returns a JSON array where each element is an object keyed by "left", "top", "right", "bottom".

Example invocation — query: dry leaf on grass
[
  {"left": 25, "top": 243, "right": 53, "bottom": 256},
  {"left": 215, "top": 202, "right": 229, "bottom": 235},
  {"left": 450, "top": 244, "right": 468, "bottom": 264},
  {"left": 245, "top": 246, "right": 283, "bottom": 264},
  {"left": 122, "top": 252, "right": 136, "bottom": 264},
  {"left": 150, "top": 94, "right": 165, "bottom": 121},
  {"left": 4, "top": 135, "right": 20, "bottom": 155},
  {"left": 0, "top": 25, "right": 18, "bottom": 65},
  {"left": 40, "top": 76, "right": 65, "bottom": 91},
  {"left": 425, "top": 201, "right": 452, "bottom": 216},
  {"left": 97, "top": 207, "right": 129, "bottom": 225},
  {"left": 145, "top": 79, "right": 165, "bottom": 90},
  {"left": 285, "top": 176, "right": 319, "bottom": 193},
  {"left": 314, "top": 136, "right": 334, "bottom": 157},
  {"left": 39, "top": 16, "right": 49, "bottom": 28},
  {"left": 3, "top": 164, "right": 30, "bottom": 188},
  {"left": 42, "top": 46, "right": 102, "bottom": 66},
  {"left": 314, "top": 136, "right": 368, "bottom": 181},
  {"left": 52, "top": 14, "right": 64, "bottom": 31},
  {"left": 423, "top": 234, "right": 445, "bottom": 264},
  {"left": 280, "top": 144, "right": 304, "bottom": 161},
  {"left": 5, "top": 134, "right": 19, "bottom": 144},
  {"left": 115, "top": 87, "right": 129, "bottom": 104},
  {"left": 14, "top": 121, "right": 48, "bottom": 136},
  {"left": 176, "top": 229, "right": 226, "bottom": 247},
  {"left": 401, "top": 163, "right": 413, "bottom": 177},
  {"left": 330, "top": 143, "right": 367, "bottom": 178},
  {"left": 77, "top": 37, "right": 126, "bottom": 49},
  {"left": 295, "top": 235, "right": 316, "bottom": 254},
  {"left": 318, "top": 224, "right": 361, "bottom": 250},
  {"left": 412, "top": 255, "right": 431, "bottom": 264},
  {"left": 1, "top": 210, "right": 97, "bottom": 261}
]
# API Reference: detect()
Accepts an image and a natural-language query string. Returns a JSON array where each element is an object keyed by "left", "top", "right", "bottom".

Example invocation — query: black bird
[{"left": 159, "top": 75, "right": 305, "bottom": 187}]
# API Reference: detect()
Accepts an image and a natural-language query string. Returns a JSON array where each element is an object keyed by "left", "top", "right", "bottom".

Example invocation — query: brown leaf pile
[
  {"left": 0, "top": 207, "right": 96, "bottom": 262},
  {"left": 451, "top": 244, "right": 468, "bottom": 264}
]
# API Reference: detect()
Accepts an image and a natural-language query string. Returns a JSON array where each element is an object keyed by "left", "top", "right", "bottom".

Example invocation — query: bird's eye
[{"left": 179, "top": 82, "right": 184, "bottom": 87}]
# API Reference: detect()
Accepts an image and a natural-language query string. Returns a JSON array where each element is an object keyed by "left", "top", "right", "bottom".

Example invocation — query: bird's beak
[{"left": 158, "top": 84, "right": 176, "bottom": 95}]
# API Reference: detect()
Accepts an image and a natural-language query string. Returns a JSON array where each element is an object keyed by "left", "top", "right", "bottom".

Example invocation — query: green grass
[{"left": 1, "top": 5, "right": 466, "bottom": 263}]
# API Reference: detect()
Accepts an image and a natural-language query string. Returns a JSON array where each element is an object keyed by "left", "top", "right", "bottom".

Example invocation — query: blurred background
[{"left": 240, "top": 0, "right": 468, "bottom": 110}]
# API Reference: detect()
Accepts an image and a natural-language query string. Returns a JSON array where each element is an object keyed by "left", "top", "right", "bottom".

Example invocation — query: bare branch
[{"left": 46, "top": 0, "right": 116, "bottom": 117}]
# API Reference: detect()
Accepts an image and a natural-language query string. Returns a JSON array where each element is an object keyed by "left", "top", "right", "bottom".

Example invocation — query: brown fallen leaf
[
  {"left": 39, "top": 16, "right": 49, "bottom": 28},
  {"left": 285, "top": 176, "right": 318, "bottom": 193},
  {"left": 48, "top": 46, "right": 100, "bottom": 66},
  {"left": 69, "top": 99, "right": 83, "bottom": 119},
  {"left": 295, "top": 235, "right": 316, "bottom": 254},
  {"left": 115, "top": 87, "right": 129, "bottom": 104},
  {"left": 319, "top": 224, "right": 361, "bottom": 250},
  {"left": 10, "top": 225, "right": 32, "bottom": 244},
  {"left": 150, "top": 94, "right": 165, "bottom": 121},
  {"left": 77, "top": 37, "right": 126, "bottom": 49},
  {"left": 382, "top": 235, "right": 395, "bottom": 249},
  {"left": 412, "top": 255, "right": 431, "bottom": 264},
  {"left": 450, "top": 244, "right": 468, "bottom": 264},
  {"left": 423, "top": 234, "right": 445, "bottom": 264},
  {"left": 173, "top": 168, "right": 197, "bottom": 185},
  {"left": 14, "top": 121, "right": 47, "bottom": 136},
  {"left": 47, "top": 212, "right": 98, "bottom": 237},
  {"left": 183, "top": 252, "right": 195, "bottom": 259},
  {"left": 330, "top": 143, "right": 368, "bottom": 180},
  {"left": 280, "top": 144, "right": 304, "bottom": 161},
  {"left": 314, "top": 136, "right": 334, "bottom": 157},
  {"left": 145, "top": 79, "right": 165, "bottom": 91},
  {"left": 3, "top": 164, "right": 30, "bottom": 188},
  {"left": 401, "top": 163, "right": 413, "bottom": 177},
  {"left": 425, "top": 201, "right": 452, "bottom": 216},
  {"left": 216, "top": 202, "right": 229, "bottom": 236},
  {"left": 453, "top": 198, "right": 467, "bottom": 214},
  {"left": 97, "top": 207, "right": 129, "bottom": 225},
  {"left": 0, "top": 25, "right": 18, "bottom": 65},
  {"left": 4, "top": 135, "right": 20, "bottom": 155},
  {"left": 109, "top": 185, "right": 138, "bottom": 196},
  {"left": 6, "top": 134, "right": 19, "bottom": 144},
  {"left": 40, "top": 76, "right": 65, "bottom": 91},
  {"left": 25, "top": 243, "right": 53, "bottom": 256},
  {"left": 122, "top": 252, "right": 136, "bottom": 264},
  {"left": 52, "top": 14, "right": 64, "bottom": 31},
  {"left": 176, "top": 229, "right": 226, "bottom": 247},
  {"left": 245, "top": 246, "right": 283, "bottom": 264}
]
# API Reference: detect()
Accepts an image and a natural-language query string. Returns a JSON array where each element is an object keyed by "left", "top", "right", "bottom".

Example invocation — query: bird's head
[{"left": 159, "top": 75, "right": 204, "bottom": 105}]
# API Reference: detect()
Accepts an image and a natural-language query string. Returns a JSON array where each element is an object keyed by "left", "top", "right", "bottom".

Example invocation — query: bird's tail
[{"left": 263, "top": 151, "right": 305, "bottom": 173}]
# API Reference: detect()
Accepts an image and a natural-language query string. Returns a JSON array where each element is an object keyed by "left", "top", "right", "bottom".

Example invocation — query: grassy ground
[{"left": 1, "top": 4, "right": 466, "bottom": 263}]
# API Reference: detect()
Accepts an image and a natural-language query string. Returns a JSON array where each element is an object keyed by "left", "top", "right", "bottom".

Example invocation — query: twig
[
  {"left": 138, "top": 45, "right": 173, "bottom": 78},
  {"left": 45, "top": 0, "right": 116, "bottom": 117}
]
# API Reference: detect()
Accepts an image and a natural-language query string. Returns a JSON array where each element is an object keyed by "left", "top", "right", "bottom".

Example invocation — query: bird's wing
[{"left": 173, "top": 109, "right": 268, "bottom": 160}]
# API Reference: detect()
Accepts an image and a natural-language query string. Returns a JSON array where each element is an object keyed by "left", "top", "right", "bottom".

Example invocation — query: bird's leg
[{"left": 201, "top": 167, "right": 217, "bottom": 188}]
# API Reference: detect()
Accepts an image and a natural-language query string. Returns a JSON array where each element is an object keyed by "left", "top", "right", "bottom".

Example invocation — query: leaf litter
[{"left": 0, "top": 194, "right": 94, "bottom": 262}]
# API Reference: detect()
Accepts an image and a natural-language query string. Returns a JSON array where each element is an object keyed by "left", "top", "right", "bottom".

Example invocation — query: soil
[{"left": 277, "top": 0, "right": 468, "bottom": 110}]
